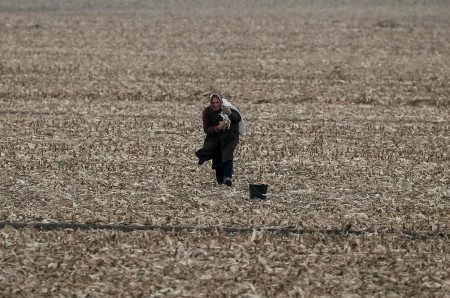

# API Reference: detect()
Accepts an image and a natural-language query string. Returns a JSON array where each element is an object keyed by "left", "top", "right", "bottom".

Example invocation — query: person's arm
[
  {"left": 228, "top": 108, "right": 241, "bottom": 123},
  {"left": 222, "top": 106, "right": 241, "bottom": 123},
  {"left": 203, "top": 110, "right": 222, "bottom": 135}
]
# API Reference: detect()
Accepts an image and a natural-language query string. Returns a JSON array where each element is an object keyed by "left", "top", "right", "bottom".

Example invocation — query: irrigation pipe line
[{"left": 0, "top": 221, "right": 447, "bottom": 239}]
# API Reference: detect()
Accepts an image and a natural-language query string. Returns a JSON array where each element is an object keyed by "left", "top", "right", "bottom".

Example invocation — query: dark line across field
[{"left": 0, "top": 221, "right": 447, "bottom": 240}]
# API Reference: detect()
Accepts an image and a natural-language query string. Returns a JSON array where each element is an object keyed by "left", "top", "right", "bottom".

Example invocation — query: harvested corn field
[{"left": 1, "top": 0, "right": 450, "bottom": 296}]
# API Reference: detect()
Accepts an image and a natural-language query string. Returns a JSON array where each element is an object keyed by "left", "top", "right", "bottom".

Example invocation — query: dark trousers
[{"left": 215, "top": 160, "right": 233, "bottom": 184}]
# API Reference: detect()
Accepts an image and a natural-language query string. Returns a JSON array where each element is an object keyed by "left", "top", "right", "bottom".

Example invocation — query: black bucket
[{"left": 249, "top": 183, "right": 268, "bottom": 200}]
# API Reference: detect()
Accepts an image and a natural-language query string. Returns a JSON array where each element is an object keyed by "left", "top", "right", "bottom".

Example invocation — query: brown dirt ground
[{"left": 1, "top": 0, "right": 449, "bottom": 296}]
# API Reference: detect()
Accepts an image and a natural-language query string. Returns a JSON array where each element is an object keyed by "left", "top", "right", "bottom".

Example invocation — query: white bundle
[{"left": 221, "top": 97, "right": 246, "bottom": 137}]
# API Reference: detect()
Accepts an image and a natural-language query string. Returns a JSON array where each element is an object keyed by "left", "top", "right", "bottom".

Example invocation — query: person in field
[{"left": 195, "top": 92, "right": 245, "bottom": 186}]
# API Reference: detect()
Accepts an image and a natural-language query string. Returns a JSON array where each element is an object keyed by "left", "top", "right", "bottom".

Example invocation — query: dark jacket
[{"left": 196, "top": 106, "right": 241, "bottom": 168}]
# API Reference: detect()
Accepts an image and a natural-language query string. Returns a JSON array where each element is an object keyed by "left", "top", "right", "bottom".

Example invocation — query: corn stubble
[{"left": 1, "top": 0, "right": 449, "bottom": 296}]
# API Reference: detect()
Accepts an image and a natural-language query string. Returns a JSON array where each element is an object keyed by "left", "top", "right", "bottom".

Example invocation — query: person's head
[{"left": 210, "top": 93, "right": 222, "bottom": 111}]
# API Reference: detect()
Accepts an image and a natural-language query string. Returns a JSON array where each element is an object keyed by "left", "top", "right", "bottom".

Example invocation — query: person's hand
[
  {"left": 222, "top": 106, "right": 232, "bottom": 116},
  {"left": 217, "top": 120, "right": 230, "bottom": 130},
  {"left": 217, "top": 121, "right": 227, "bottom": 130}
]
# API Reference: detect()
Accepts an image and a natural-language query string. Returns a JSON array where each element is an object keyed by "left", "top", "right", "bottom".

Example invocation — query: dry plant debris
[
  {"left": 1, "top": 228, "right": 450, "bottom": 297},
  {"left": 0, "top": 0, "right": 449, "bottom": 296}
]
